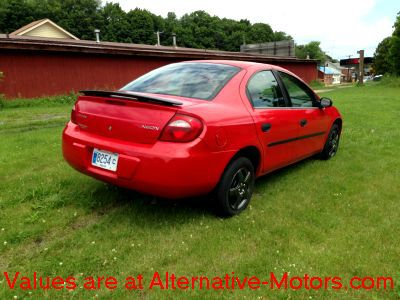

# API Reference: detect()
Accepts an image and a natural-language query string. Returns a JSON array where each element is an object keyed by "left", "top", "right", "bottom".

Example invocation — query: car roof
[{"left": 184, "top": 59, "right": 285, "bottom": 71}]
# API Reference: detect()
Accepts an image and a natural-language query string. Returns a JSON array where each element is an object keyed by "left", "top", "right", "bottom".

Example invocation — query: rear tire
[
  {"left": 320, "top": 123, "right": 341, "bottom": 160},
  {"left": 216, "top": 157, "right": 255, "bottom": 217}
]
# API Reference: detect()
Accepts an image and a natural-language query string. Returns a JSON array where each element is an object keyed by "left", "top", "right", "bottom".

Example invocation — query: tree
[
  {"left": 389, "top": 12, "right": 400, "bottom": 75},
  {"left": 393, "top": 11, "right": 400, "bottom": 36},
  {"left": 373, "top": 11, "right": 400, "bottom": 75},
  {"left": 0, "top": 0, "right": 38, "bottom": 33},
  {"left": 273, "top": 31, "right": 292, "bottom": 42},
  {"left": 177, "top": 11, "right": 220, "bottom": 49},
  {"left": 373, "top": 37, "right": 392, "bottom": 74},
  {"left": 0, "top": 1, "right": 293, "bottom": 51},
  {"left": 325, "top": 54, "right": 338, "bottom": 63},
  {"left": 162, "top": 12, "right": 179, "bottom": 46},
  {"left": 219, "top": 18, "right": 249, "bottom": 51},
  {"left": 126, "top": 8, "right": 157, "bottom": 44},
  {"left": 100, "top": 3, "right": 132, "bottom": 43},
  {"left": 40, "top": 0, "right": 103, "bottom": 40},
  {"left": 246, "top": 23, "right": 273, "bottom": 44},
  {"left": 295, "top": 41, "right": 326, "bottom": 62},
  {"left": 389, "top": 36, "right": 400, "bottom": 75}
]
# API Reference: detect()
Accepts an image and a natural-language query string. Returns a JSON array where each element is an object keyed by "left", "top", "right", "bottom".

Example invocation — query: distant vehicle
[
  {"left": 373, "top": 75, "right": 383, "bottom": 81},
  {"left": 62, "top": 60, "right": 342, "bottom": 216},
  {"left": 363, "top": 75, "right": 373, "bottom": 82}
]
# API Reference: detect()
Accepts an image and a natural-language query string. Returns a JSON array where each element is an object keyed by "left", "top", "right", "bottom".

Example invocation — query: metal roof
[
  {"left": 318, "top": 66, "right": 341, "bottom": 75},
  {"left": 0, "top": 34, "right": 317, "bottom": 64}
]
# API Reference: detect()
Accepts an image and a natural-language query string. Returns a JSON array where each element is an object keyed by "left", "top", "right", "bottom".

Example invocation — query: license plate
[{"left": 92, "top": 148, "right": 119, "bottom": 171}]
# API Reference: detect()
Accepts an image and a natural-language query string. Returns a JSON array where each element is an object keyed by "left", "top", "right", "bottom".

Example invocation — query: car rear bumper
[{"left": 62, "top": 122, "right": 234, "bottom": 198}]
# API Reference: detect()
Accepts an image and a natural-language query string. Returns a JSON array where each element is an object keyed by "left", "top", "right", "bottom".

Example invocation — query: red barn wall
[
  {"left": 277, "top": 62, "right": 317, "bottom": 84},
  {"left": 0, "top": 51, "right": 181, "bottom": 98},
  {"left": 0, "top": 50, "right": 317, "bottom": 99}
]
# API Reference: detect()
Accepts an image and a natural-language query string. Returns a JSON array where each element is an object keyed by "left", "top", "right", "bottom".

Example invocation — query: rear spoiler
[{"left": 79, "top": 90, "right": 183, "bottom": 106}]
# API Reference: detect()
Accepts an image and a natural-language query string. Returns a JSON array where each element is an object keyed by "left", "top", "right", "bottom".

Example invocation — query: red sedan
[{"left": 62, "top": 60, "right": 342, "bottom": 216}]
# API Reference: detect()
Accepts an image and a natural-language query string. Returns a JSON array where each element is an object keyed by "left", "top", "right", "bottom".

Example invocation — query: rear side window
[
  {"left": 246, "top": 70, "right": 285, "bottom": 108},
  {"left": 278, "top": 71, "right": 316, "bottom": 107},
  {"left": 121, "top": 63, "right": 240, "bottom": 100}
]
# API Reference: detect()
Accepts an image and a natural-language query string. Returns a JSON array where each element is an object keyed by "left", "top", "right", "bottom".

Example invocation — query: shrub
[
  {"left": 309, "top": 80, "right": 325, "bottom": 89},
  {"left": 379, "top": 75, "right": 400, "bottom": 88}
]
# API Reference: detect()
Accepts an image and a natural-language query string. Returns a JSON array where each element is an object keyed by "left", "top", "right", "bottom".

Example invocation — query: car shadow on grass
[
  {"left": 82, "top": 182, "right": 216, "bottom": 222},
  {"left": 254, "top": 157, "right": 315, "bottom": 188},
  {"left": 78, "top": 157, "right": 319, "bottom": 221}
]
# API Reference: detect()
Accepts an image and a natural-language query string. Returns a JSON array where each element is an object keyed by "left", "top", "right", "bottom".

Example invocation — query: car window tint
[
  {"left": 278, "top": 71, "right": 315, "bottom": 107},
  {"left": 247, "top": 71, "right": 285, "bottom": 108},
  {"left": 121, "top": 63, "right": 240, "bottom": 101}
]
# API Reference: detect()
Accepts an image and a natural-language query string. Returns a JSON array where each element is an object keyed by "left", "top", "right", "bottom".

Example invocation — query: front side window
[
  {"left": 121, "top": 63, "right": 240, "bottom": 100},
  {"left": 246, "top": 71, "right": 285, "bottom": 108},
  {"left": 278, "top": 71, "right": 316, "bottom": 107}
]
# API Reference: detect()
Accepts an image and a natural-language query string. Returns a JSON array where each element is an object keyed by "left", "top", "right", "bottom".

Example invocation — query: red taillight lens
[
  {"left": 159, "top": 114, "right": 203, "bottom": 142},
  {"left": 70, "top": 106, "right": 77, "bottom": 124}
]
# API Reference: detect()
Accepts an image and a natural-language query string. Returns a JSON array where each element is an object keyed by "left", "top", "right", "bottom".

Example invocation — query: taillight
[
  {"left": 159, "top": 114, "right": 203, "bottom": 142},
  {"left": 70, "top": 106, "right": 77, "bottom": 124}
]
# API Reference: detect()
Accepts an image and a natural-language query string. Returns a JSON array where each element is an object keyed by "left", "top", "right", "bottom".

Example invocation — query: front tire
[
  {"left": 320, "top": 123, "right": 341, "bottom": 160},
  {"left": 216, "top": 157, "right": 255, "bottom": 217}
]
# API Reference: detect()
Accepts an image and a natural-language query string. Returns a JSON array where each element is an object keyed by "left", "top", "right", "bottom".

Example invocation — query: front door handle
[
  {"left": 261, "top": 123, "right": 271, "bottom": 132},
  {"left": 299, "top": 119, "right": 307, "bottom": 127}
]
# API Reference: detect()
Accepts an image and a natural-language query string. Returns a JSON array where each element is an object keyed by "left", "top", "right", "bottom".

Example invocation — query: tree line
[
  {"left": 374, "top": 12, "right": 400, "bottom": 75},
  {"left": 0, "top": 0, "right": 293, "bottom": 52}
]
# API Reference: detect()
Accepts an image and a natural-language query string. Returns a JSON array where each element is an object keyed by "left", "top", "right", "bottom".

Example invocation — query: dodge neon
[{"left": 62, "top": 60, "right": 342, "bottom": 216}]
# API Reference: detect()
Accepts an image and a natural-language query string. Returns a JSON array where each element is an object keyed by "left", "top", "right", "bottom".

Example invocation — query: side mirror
[{"left": 319, "top": 97, "right": 332, "bottom": 108}]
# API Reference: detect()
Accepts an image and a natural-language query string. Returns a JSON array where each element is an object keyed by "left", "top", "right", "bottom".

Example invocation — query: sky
[{"left": 110, "top": 0, "right": 399, "bottom": 59}]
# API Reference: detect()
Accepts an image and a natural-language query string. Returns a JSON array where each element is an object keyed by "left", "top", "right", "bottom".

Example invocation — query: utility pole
[
  {"left": 357, "top": 50, "right": 364, "bottom": 85},
  {"left": 347, "top": 55, "right": 351, "bottom": 82}
]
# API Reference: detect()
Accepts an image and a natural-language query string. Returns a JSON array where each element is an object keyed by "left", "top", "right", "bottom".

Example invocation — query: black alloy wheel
[
  {"left": 320, "top": 123, "right": 341, "bottom": 160},
  {"left": 216, "top": 157, "right": 255, "bottom": 216}
]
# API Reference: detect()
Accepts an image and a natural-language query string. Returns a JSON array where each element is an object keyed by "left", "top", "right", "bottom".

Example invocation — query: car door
[
  {"left": 276, "top": 71, "right": 331, "bottom": 159},
  {"left": 243, "top": 70, "right": 302, "bottom": 173}
]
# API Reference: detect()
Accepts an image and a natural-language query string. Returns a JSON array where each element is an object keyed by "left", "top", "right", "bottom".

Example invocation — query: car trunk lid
[{"left": 74, "top": 91, "right": 192, "bottom": 144}]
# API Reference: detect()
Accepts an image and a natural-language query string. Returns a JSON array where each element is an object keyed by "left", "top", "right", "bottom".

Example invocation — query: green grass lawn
[{"left": 0, "top": 83, "right": 399, "bottom": 299}]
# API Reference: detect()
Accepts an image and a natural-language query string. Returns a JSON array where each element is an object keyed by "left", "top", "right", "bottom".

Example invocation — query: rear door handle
[
  {"left": 262, "top": 123, "right": 271, "bottom": 132},
  {"left": 299, "top": 119, "right": 307, "bottom": 127}
]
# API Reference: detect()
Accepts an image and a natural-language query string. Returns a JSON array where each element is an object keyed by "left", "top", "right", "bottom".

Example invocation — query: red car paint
[{"left": 62, "top": 60, "right": 342, "bottom": 199}]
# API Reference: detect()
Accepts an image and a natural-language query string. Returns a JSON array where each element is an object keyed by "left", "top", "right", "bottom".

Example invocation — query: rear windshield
[{"left": 121, "top": 63, "right": 240, "bottom": 100}]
